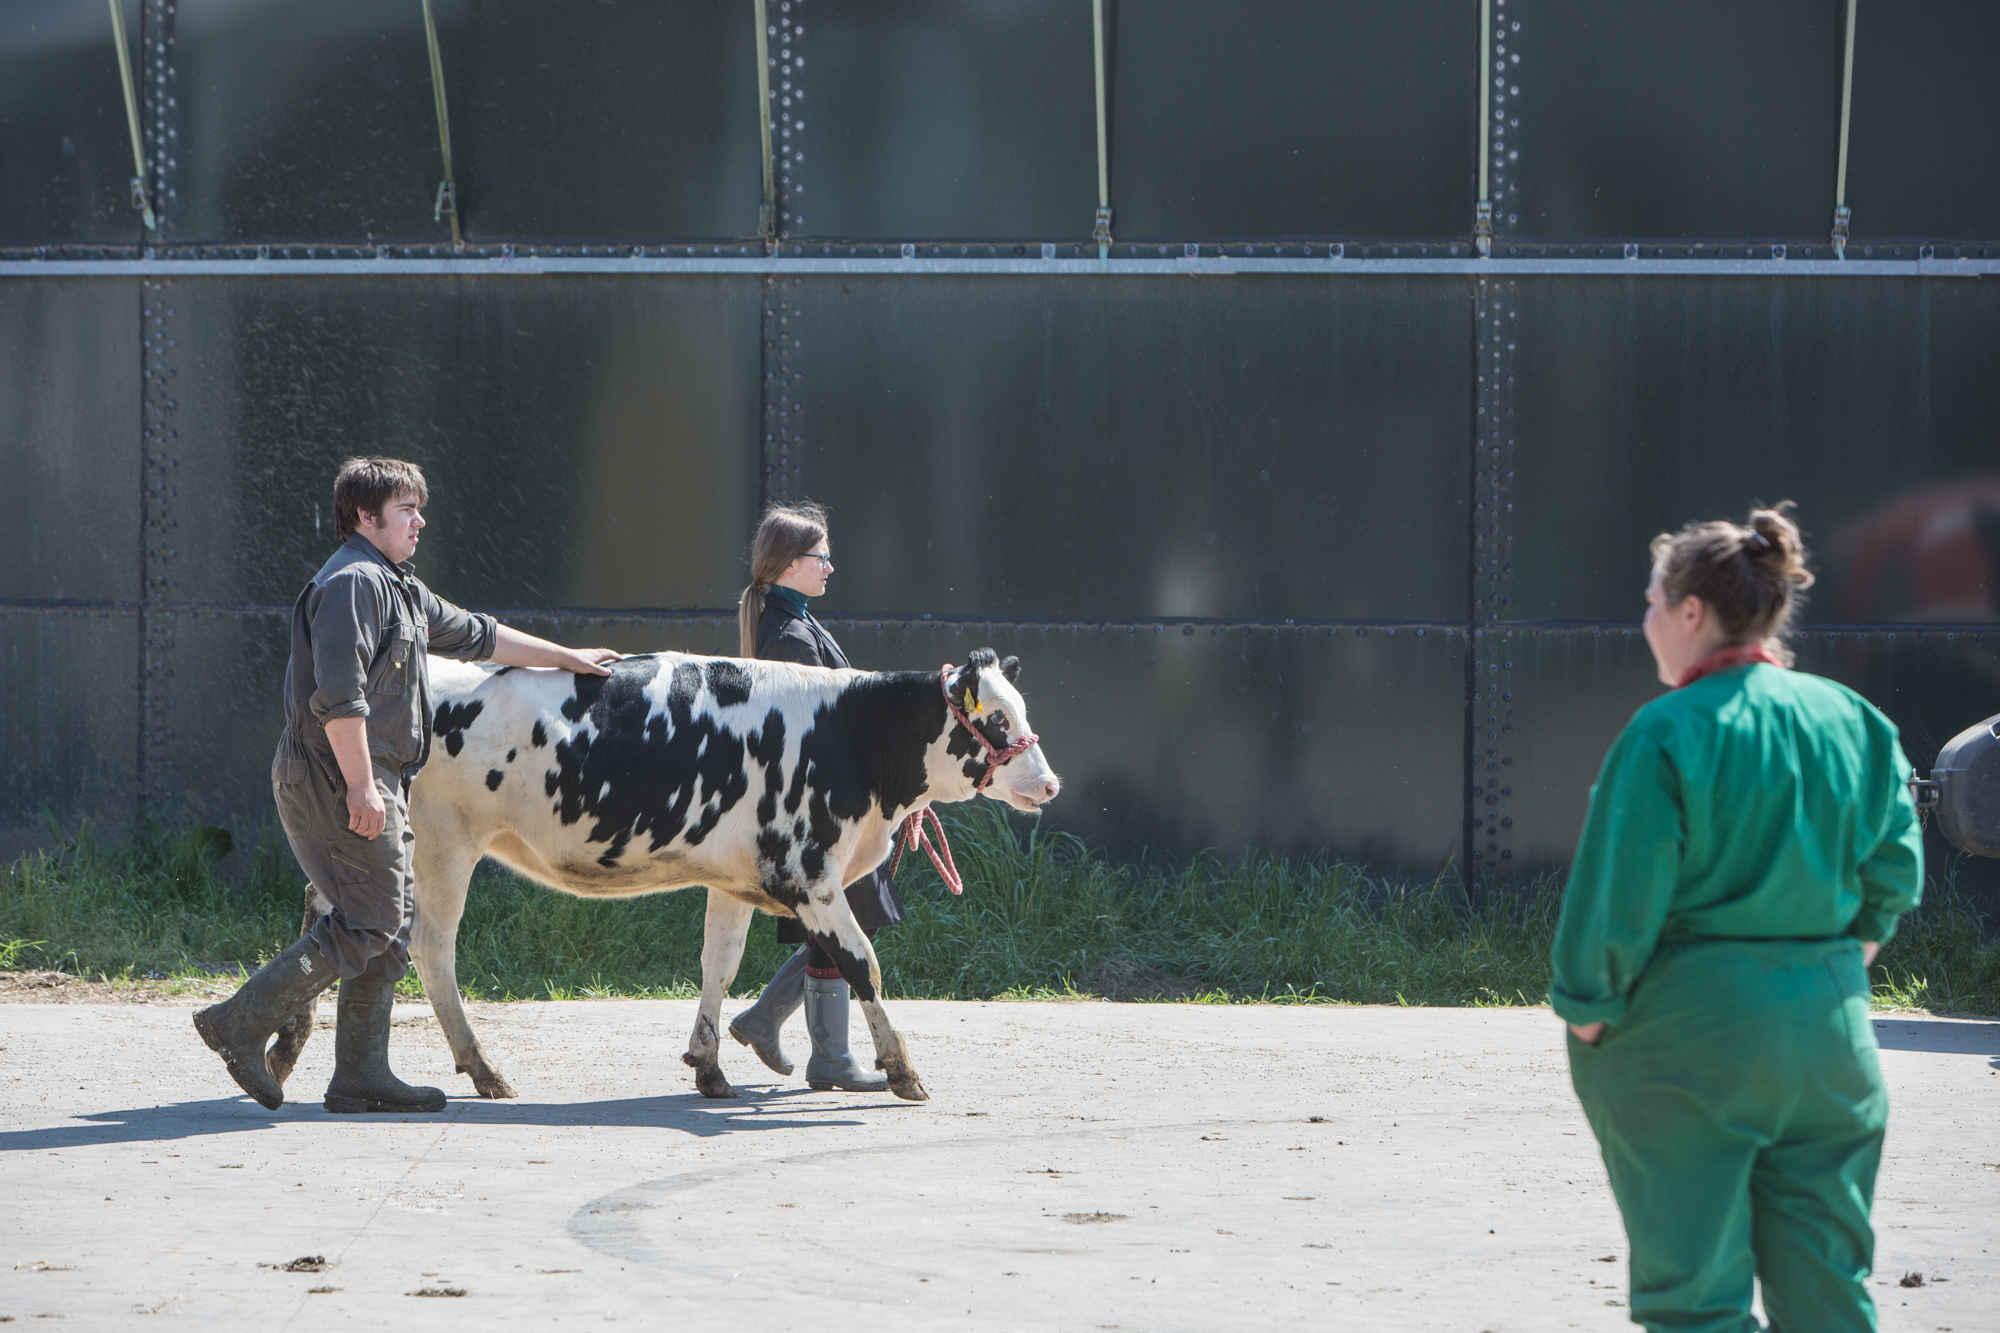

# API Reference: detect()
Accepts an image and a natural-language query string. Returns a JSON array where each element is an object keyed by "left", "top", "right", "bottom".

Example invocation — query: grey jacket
[{"left": 280, "top": 534, "right": 497, "bottom": 782}]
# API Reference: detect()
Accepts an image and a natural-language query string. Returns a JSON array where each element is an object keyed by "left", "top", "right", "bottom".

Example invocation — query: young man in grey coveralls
[{"left": 195, "top": 457, "right": 619, "bottom": 1113}]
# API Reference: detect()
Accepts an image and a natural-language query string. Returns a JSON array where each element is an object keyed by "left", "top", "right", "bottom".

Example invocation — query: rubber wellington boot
[
  {"left": 728, "top": 946, "right": 809, "bottom": 1075},
  {"left": 323, "top": 956, "right": 447, "bottom": 1114},
  {"left": 803, "top": 973, "right": 888, "bottom": 1092},
  {"left": 193, "top": 935, "right": 339, "bottom": 1110}
]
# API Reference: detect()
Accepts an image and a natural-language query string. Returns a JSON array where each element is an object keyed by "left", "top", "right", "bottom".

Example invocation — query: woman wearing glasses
[{"left": 725, "top": 501, "right": 902, "bottom": 1092}]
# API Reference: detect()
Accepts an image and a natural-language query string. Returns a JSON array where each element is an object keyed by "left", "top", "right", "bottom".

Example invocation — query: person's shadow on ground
[
  {"left": 0, "top": 1084, "right": 910, "bottom": 1153},
  {"left": 1869, "top": 1015, "right": 2000, "bottom": 1069}
]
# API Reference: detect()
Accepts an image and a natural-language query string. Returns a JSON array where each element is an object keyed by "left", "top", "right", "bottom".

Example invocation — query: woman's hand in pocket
[{"left": 1568, "top": 1022, "right": 1607, "bottom": 1046}]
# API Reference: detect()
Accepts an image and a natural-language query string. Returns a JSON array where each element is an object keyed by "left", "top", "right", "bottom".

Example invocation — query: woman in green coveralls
[{"left": 1551, "top": 504, "right": 1923, "bottom": 1333}]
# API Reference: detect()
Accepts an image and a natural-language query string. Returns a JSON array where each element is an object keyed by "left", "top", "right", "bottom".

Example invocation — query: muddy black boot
[
  {"left": 803, "top": 974, "right": 888, "bottom": 1092},
  {"left": 728, "top": 946, "right": 809, "bottom": 1075},
  {"left": 193, "top": 935, "right": 339, "bottom": 1110},
  {"left": 323, "top": 956, "right": 446, "bottom": 1114}
]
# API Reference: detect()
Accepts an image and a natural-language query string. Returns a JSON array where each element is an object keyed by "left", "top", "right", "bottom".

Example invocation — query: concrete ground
[{"left": 0, "top": 998, "right": 1992, "bottom": 1332}]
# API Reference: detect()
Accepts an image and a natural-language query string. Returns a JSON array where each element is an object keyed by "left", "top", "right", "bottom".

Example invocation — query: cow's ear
[
  {"left": 999, "top": 656, "right": 1021, "bottom": 684},
  {"left": 949, "top": 662, "right": 980, "bottom": 713}
]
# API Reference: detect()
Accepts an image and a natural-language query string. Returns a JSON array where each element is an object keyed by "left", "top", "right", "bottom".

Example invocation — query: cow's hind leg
[
  {"left": 409, "top": 811, "right": 514, "bottom": 1098},
  {"left": 794, "top": 888, "right": 926, "bottom": 1102},
  {"left": 683, "top": 888, "right": 756, "bottom": 1099},
  {"left": 264, "top": 885, "right": 329, "bottom": 1090}
]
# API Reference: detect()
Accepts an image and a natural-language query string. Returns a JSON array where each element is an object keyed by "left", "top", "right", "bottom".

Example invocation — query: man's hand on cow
[
  {"left": 346, "top": 778, "right": 388, "bottom": 839},
  {"left": 557, "top": 646, "right": 621, "bottom": 677},
  {"left": 1567, "top": 1021, "right": 1607, "bottom": 1046},
  {"left": 490, "top": 624, "right": 621, "bottom": 676}
]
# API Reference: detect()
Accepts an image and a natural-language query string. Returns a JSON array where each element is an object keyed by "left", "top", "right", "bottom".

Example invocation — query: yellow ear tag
[{"left": 969, "top": 698, "right": 984, "bottom": 714}]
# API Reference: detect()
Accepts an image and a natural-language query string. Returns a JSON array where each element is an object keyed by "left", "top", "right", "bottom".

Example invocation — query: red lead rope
[
  {"left": 891, "top": 806, "right": 963, "bottom": 895},
  {"left": 888, "top": 663, "right": 1040, "bottom": 896}
]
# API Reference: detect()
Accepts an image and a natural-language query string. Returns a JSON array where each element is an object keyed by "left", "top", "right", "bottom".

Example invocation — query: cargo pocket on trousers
[{"left": 326, "top": 844, "right": 403, "bottom": 934}]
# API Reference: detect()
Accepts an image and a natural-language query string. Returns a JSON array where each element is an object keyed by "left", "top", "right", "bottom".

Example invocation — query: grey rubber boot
[
  {"left": 728, "top": 946, "right": 809, "bottom": 1076},
  {"left": 193, "top": 935, "right": 339, "bottom": 1111},
  {"left": 803, "top": 973, "right": 888, "bottom": 1092},
  {"left": 323, "top": 955, "right": 447, "bottom": 1114}
]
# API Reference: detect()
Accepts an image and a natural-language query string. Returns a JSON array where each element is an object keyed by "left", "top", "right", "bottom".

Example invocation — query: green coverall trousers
[{"left": 1568, "top": 938, "right": 1886, "bottom": 1333}]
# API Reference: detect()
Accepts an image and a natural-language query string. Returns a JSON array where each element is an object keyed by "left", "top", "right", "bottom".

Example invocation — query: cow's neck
[{"left": 833, "top": 669, "right": 959, "bottom": 819}]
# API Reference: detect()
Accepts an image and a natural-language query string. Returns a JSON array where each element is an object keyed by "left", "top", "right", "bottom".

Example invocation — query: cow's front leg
[
  {"left": 793, "top": 887, "right": 927, "bottom": 1102},
  {"left": 683, "top": 888, "right": 755, "bottom": 1099}
]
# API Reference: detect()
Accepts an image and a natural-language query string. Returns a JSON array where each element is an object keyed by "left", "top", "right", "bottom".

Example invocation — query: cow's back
[{"left": 417, "top": 653, "right": 849, "bottom": 903}]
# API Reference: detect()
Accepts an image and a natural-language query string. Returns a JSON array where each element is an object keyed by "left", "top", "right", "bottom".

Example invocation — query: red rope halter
[{"left": 889, "top": 662, "right": 1040, "bottom": 895}]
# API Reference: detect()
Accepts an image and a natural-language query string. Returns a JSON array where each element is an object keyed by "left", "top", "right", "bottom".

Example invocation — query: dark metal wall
[{"left": 3, "top": 1, "right": 1997, "bottom": 899}]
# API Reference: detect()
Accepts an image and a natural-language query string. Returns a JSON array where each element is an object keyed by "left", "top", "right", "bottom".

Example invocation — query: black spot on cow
[
  {"left": 531, "top": 720, "right": 547, "bottom": 748},
  {"left": 491, "top": 665, "right": 517, "bottom": 676},
  {"left": 750, "top": 709, "right": 786, "bottom": 825},
  {"left": 808, "top": 932, "right": 877, "bottom": 1002},
  {"left": 544, "top": 656, "right": 758, "bottom": 859},
  {"left": 486, "top": 769, "right": 504, "bottom": 791},
  {"left": 705, "top": 660, "right": 753, "bottom": 707},
  {"left": 433, "top": 701, "right": 484, "bottom": 758},
  {"left": 780, "top": 671, "right": 951, "bottom": 878},
  {"left": 999, "top": 655, "right": 1022, "bottom": 684},
  {"left": 561, "top": 673, "right": 608, "bottom": 724},
  {"left": 507, "top": 747, "right": 517, "bottom": 763}
]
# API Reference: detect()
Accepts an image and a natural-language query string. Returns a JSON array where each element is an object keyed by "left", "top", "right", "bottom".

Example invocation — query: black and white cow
[{"left": 393, "top": 648, "right": 1056, "bottom": 1103}]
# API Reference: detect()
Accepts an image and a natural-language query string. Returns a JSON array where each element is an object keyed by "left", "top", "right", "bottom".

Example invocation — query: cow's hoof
[
  {"left": 683, "top": 1052, "right": 735, "bottom": 1099},
  {"left": 888, "top": 1073, "right": 929, "bottom": 1103},
  {"left": 472, "top": 1071, "right": 517, "bottom": 1100}
]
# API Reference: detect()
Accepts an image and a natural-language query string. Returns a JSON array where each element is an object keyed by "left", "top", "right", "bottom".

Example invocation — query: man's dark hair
[{"left": 333, "top": 457, "right": 429, "bottom": 540}]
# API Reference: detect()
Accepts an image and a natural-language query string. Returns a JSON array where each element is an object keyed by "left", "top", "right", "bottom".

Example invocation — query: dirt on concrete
[{"left": 0, "top": 997, "right": 1991, "bottom": 1331}]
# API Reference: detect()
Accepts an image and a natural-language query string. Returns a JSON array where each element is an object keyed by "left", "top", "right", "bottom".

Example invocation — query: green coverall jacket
[{"left": 1550, "top": 662, "right": 1923, "bottom": 1028}]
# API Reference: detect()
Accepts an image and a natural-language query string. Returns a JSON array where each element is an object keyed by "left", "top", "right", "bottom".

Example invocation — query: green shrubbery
[{"left": 2, "top": 806, "right": 1994, "bottom": 1015}]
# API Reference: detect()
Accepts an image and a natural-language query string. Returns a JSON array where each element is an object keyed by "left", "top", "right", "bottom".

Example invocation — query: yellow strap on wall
[
  {"left": 755, "top": 0, "right": 777, "bottom": 250},
  {"left": 1091, "top": 0, "right": 1113, "bottom": 269},
  {"left": 1831, "top": 0, "right": 1858, "bottom": 259},
  {"left": 421, "top": 0, "right": 462, "bottom": 246},
  {"left": 1474, "top": 0, "right": 1492, "bottom": 257},
  {"left": 106, "top": 0, "right": 155, "bottom": 231}
]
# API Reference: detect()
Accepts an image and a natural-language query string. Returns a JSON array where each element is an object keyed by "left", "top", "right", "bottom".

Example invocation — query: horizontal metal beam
[
  {"left": 3, "top": 600, "right": 1991, "bottom": 639},
  {"left": 2, "top": 255, "right": 1995, "bottom": 280}
]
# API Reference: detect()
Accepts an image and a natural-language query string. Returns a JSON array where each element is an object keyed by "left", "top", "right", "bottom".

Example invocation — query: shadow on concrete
[
  {"left": 0, "top": 1086, "right": 899, "bottom": 1153},
  {"left": 1871, "top": 1016, "right": 2000, "bottom": 1067}
]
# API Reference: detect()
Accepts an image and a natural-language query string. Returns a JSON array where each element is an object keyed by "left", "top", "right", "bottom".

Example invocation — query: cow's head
[{"left": 941, "top": 649, "right": 1060, "bottom": 812}]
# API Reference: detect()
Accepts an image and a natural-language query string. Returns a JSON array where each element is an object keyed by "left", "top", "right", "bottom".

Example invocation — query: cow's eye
[{"left": 990, "top": 712, "right": 1008, "bottom": 731}]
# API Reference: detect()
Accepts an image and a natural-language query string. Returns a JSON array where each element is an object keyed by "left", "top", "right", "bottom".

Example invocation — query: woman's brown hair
[
  {"left": 1649, "top": 502, "right": 1815, "bottom": 662},
  {"left": 737, "top": 501, "right": 830, "bottom": 657}
]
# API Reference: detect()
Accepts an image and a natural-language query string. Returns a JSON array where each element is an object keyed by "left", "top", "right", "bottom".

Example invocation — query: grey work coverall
[{"left": 272, "top": 534, "right": 496, "bottom": 980}]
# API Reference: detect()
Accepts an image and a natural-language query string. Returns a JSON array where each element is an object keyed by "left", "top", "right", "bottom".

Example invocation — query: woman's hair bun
[
  {"left": 1744, "top": 503, "right": 1812, "bottom": 589},
  {"left": 1650, "top": 500, "right": 1813, "bottom": 654}
]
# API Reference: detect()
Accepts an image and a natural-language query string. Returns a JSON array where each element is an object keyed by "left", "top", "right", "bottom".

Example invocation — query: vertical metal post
[
  {"left": 1091, "top": 0, "right": 1113, "bottom": 270},
  {"left": 755, "top": 0, "right": 777, "bottom": 250},
  {"left": 421, "top": 0, "right": 462, "bottom": 246},
  {"left": 1832, "top": 0, "right": 1858, "bottom": 258},
  {"left": 1474, "top": 0, "right": 1492, "bottom": 256}
]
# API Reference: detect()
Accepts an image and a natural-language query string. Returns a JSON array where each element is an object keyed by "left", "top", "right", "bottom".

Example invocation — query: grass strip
[{"left": 3, "top": 808, "right": 1994, "bottom": 1015}]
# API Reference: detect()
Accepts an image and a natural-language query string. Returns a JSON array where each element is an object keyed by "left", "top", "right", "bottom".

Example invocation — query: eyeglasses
[{"left": 796, "top": 551, "right": 833, "bottom": 568}]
